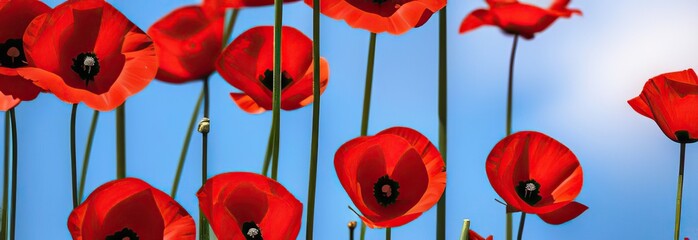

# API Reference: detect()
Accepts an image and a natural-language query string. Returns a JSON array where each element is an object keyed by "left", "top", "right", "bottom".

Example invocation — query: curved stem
[
  {"left": 77, "top": 110, "right": 99, "bottom": 203},
  {"left": 222, "top": 9, "right": 240, "bottom": 48},
  {"left": 305, "top": 0, "right": 321, "bottom": 237},
  {"left": 199, "top": 76, "right": 211, "bottom": 240},
  {"left": 8, "top": 109, "right": 16, "bottom": 240},
  {"left": 70, "top": 104, "right": 78, "bottom": 208},
  {"left": 436, "top": 6, "right": 447, "bottom": 240},
  {"left": 116, "top": 104, "right": 126, "bottom": 179},
  {"left": 516, "top": 213, "right": 526, "bottom": 240},
  {"left": 360, "top": 33, "right": 377, "bottom": 137},
  {"left": 170, "top": 88, "right": 204, "bottom": 198},
  {"left": 270, "top": 0, "right": 283, "bottom": 181},
  {"left": 674, "top": 142, "right": 686, "bottom": 240},
  {"left": 261, "top": 122, "right": 275, "bottom": 176},
  {"left": 1, "top": 112, "right": 9, "bottom": 240},
  {"left": 505, "top": 34, "right": 519, "bottom": 240}
]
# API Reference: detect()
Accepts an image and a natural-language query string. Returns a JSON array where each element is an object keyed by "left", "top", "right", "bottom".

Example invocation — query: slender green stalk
[
  {"left": 77, "top": 111, "right": 99, "bottom": 203},
  {"left": 505, "top": 34, "right": 519, "bottom": 240},
  {"left": 436, "top": 6, "right": 447, "bottom": 240},
  {"left": 116, "top": 104, "right": 126, "bottom": 179},
  {"left": 1, "top": 112, "right": 8, "bottom": 240},
  {"left": 8, "top": 109, "right": 16, "bottom": 240},
  {"left": 460, "top": 219, "right": 471, "bottom": 240},
  {"left": 360, "top": 33, "right": 377, "bottom": 137},
  {"left": 222, "top": 9, "right": 240, "bottom": 48},
  {"left": 386, "top": 228, "right": 391, "bottom": 240},
  {"left": 360, "top": 225, "right": 366, "bottom": 240},
  {"left": 70, "top": 104, "right": 78, "bottom": 208},
  {"left": 674, "top": 142, "right": 686, "bottom": 240},
  {"left": 261, "top": 122, "right": 275, "bottom": 176},
  {"left": 170, "top": 89, "right": 204, "bottom": 198},
  {"left": 199, "top": 77, "right": 211, "bottom": 240},
  {"left": 516, "top": 213, "right": 526, "bottom": 240},
  {"left": 270, "top": 0, "right": 283, "bottom": 181},
  {"left": 304, "top": 0, "right": 322, "bottom": 237}
]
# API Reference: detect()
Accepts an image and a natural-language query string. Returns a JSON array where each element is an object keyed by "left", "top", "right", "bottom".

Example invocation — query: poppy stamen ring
[
  {"left": 71, "top": 52, "right": 101, "bottom": 86},
  {"left": 6, "top": 47, "right": 19, "bottom": 63}
]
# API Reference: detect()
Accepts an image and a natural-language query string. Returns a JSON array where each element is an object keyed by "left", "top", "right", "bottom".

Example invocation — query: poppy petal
[
  {"left": 459, "top": 9, "right": 495, "bottom": 34},
  {"left": 280, "top": 58, "right": 330, "bottom": 110},
  {"left": 538, "top": 201, "right": 588, "bottom": 225},
  {"left": 628, "top": 96, "right": 653, "bottom": 119},
  {"left": 230, "top": 92, "right": 267, "bottom": 114},
  {"left": 469, "top": 230, "right": 494, "bottom": 240}
]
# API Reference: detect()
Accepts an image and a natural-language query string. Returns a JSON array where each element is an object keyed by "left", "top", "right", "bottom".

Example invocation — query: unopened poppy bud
[
  {"left": 198, "top": 117, "right": 210, "bottom": 133},
  {"left": 348, "top": 221, "right": 357, "bottom": 229}
]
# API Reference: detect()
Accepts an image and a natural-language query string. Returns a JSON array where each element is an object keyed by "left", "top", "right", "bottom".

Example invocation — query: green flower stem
[
  {"left": 386, "top": 228, "right": 391, "bottom": 240},
  {"left": 305, "top": 0, "right": 321, "bottom": 237},
  {"left": 270, "top": 0, "right": 283, "bottom": 181},
  {"left": 674, "top": 142, "right": 686, "bottom": 240},
  {"left": 2, "top": 112, "right": 9, "bottom": 240},
  {"left": 261, "top": 121, "right": 275, "bottom": 176},
  {"left": 199, "top": 76, "right": 211, "bottom": 240},
  {"left": 116, "top": 104, "right": 126, "bottom": 179},
  {"left": 460, "top": 219, "right": 471, "bottom": 240},
  {"left": 222, "top": 9, "right": 240, "bottom": 48},
  {"left": 360, "top": 224, "right": 366, "bottom": 240},
  {"left": 357, "top": 31, "right": 377, "bottom": 240},
  {"left": 505, "top": 34, "right": 519, "bottom": 240},
  {"left": 436, "top": 6, "right": 447, "bottom": 240},
  {"left": 77, "top": 110, "right": 99, "bottom": 203},
  {"left": 7, "top": 109, "right": 16, "bottom": 240},
  {"left": 170, "top": 88, "right": 204, "bottom": 198},
  {"left": 70, "top": 104, "right": 78, "bottom": 208},
  {"left": 516, "top": 213, "right": 526, "bottom": 240}
]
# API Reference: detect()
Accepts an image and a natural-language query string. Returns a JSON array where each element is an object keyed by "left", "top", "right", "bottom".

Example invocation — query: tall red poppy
[
  {"left": 628, "top": 69, "right": 698, "bottom": 143},
  {"left": 335, "top": 127, "right": 446, "bottom": 228},
  {"left": 197, "top": 172, "right": 303, "bottom": 240},
  {"left": 0, "top": 0, "right": 51, "bottom": 110},
  {"left": 459, "top": 0, "right": 581, "bottom": 39},
  {"left": 203, "top": 0, "right": 300, "bottom": 12},
  {"left": 148, "top": 5, "right": 224, "bottom": 84},
  {"left": 216, "top": 26, "right": 329, "bottom": 114},
  {"left": 21, "top": 0, "right": 157, "bottom": 111},
  {"left": 306, "top": 0, "right": 445, "bottom": 34},
  {"left": 486, "top": 131, "right": 587, "bottom": 225},
  {"left": 68, "top": 178, "right": 196, "bottom": 239}
]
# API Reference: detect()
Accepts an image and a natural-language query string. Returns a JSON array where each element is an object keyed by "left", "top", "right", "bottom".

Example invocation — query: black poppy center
[
  {"left": 372, "top": 0, "right": 387, "bottom": 4},
  {"left": 516, "top": 179, "right": 542, "bottom": 206},
  {"left": 373, "top": 175, "right": 400, "bottom": 207},
  {"left": 242, "top": 221, "right": 263, "bottom": 240},
  {"left": 106, "top": 228, "right": 139, "bottom": 240},
  {"left": 71, "top": 52, "right": 101, "bottom": 86},
  {"left": 260, "top": 69, "right": 292, "bottom": 92},
  {"left": 0, "top": 39, "right": 27, "bottom": 68},
  {"left": 675, "top": 130, "right": 698, "bottom": 144}
]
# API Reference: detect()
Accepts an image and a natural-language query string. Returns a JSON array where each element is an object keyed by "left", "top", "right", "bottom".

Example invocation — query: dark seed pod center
[
  {"left": 515, "top": 179, "right": 542, "bottom": 206},
  {"left": 105, "top": 228, "right": 139, "bottom": 240},
  {"left": 0, "top": 39, "right": 28, "bottom": 68},
  {"left": 71, "top": 52, "right": 100, "bottom": 86},
  {"left": 242, "top": 221, "right": 263, "bottom": 240},
  {"left": 372, "top": 0, "right": 387, "bottom": 4},
  {"left": 260, "top": 69, "right": 292, "bottom": 92},
  {"left": 373, "top": 175, "right": 400, "bottom": 207}
]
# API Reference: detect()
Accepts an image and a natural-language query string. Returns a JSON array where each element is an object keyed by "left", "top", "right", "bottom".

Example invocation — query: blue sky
[{"left": 10, "top": 0, "right": 698, "bottom": 239}]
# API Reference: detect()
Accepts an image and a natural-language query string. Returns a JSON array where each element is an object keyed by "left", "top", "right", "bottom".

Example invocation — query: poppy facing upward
[
  {"left": 68, "top": 178, "right": 196, "bottom": 239},
  {"left": 487, "top": 131, "right": 587, "bottom": 225},
  {"left": 459, "top": 0, "right": 581, "bottom": 39},
  {"left": 216, "top": 26, "right": 329, "bottom": 114},
  {"left": 22, "top": 0, "right": 157, "bottom": 111},
  {"left": 197, "top": 172, "right": 303, "bottom": 240},
  {"left": 335, "top": 127, "right": 446, "bottom": 228},
  {"left": 628, "top": 69, "right": 698, "bottom": 143},
  {"left": 306, "top": 0, "right": 445, "bottom": 34},
  {"left": 0, "top": 0, "right": 51, "bottom": 110},
  {"left": 148, "top": 5, "right": 224, "bottom": 84}
]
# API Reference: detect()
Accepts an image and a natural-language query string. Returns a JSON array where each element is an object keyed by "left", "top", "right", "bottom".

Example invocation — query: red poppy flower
[
  {"left": 629, "top": 69, "right": 698, "bottom": 143},
  {"left": 21, "top": 0, "right": 157, "bottom": 111},
  {"left": 148, "top": 5, "right": 224, "bottom": 84},
  {"left": 197, "top": 172, "right": 303, "bottom": 240},
  {"left": 335, "top": 127, "right": 446, "bottom": 228},
  {"left": 486, "top": 131, "right": 587, "bottom": 225},
  {"left": 216, "top": 26, "right": 329, "bottom": 114},
  {"left": 68, "top": 178, "right": 196, "bottom": 239},
  {"left": 469, "top": 230, "right": 493, "bottom": 240},
  {"left": 0, "top": 0, "right": 51, "bottom": 110},
  {"left": 459, "top": 0, "right": 581, "bottom": 39},
  {"left": 203, "top": 0, "right": 300, "bottom": 12},
  {"left": 306, "top": 0, "right": 445, "bottom": 34}
]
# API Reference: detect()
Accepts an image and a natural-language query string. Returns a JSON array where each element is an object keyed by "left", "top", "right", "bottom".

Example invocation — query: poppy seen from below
[
  {"left": 197, "top": 172, "right": 303, "bottom": 240},
  {"left": 67, "top": 178, "right": 196, "bottom": 239},
  {"left": 0, "top": 0, "right": 51, "bottom": 110},
  {"left": 459, "top": 0, "right": 581, "bottom": 39},
  {"left": 22, "top": 0, "right": 157, "bottom": 111},
  {"left": 306, "top": 0, "right": 445, "bottom": 34},
  {"left": 216, "top": 26, "right": 329, "bottom": 114},
  {"left": 335, "top": 127, "right": 446, "bottom": 228},
  {"left": 486, "top": 131, "right": 587, "bottom": 225},
  {"left": 149, "top": 5, "right": 224, "bottom": 84},
  {"left": 628, "top": 69, "right": 698, "bottom": 143}
]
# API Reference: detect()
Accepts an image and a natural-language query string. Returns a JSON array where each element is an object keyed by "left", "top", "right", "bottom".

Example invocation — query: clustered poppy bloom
[
  {"left": 459, "top": 0, "right": 581, "bottom": 39},
  {"left": 68, "top": 178, "right": 196, "bottom": 239},
  {"left": 197, "top": 172, "right": 303, "bottom": 240},
  {"left": 306, "top": 0, "right": 445, "bottom": 34},
  {"left": 486, "top": 131, "right": 587, "bottom": 225},
  {"left": 335, "top": 127, "right": 446, "bottom": 228},
  {"left": 628, "top": 69, "right": 698, "bottom": 143},
  {"left": 216, "top": 26, "right": 329, "bottom": 114},
  {"left": 0, "top": 0, "right": 50, "bottom": 110},
  {"left": 148, "top": 5, "right": 224, "bottom": 84},
  {"left": 22, "top": 0, "right": 157, "bottom": 111},
  {"left": 203, "top": 0, "right": 299, "bottom": 12}
]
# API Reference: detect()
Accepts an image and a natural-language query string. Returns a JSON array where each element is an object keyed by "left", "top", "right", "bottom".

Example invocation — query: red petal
[
  {"left": 230, "top": 92, "right": 267, "bottom": 114},
  {"left": 280, "top": 57, "right": 330, "bottom": 110},
  {"left": 0, "top": 0, "right": 51, "bottom": 41},
  {"left": 538, "top": 201, "right": 588, "bottom": 225},
  {"left": 459, "top": 9, "right": 495, "bottom": 34},
  {"left": 628, "top": 96, "right": 653, "bottom": 119},
  {"left": 469, "top": 230, "right": 494, "bottom": 240},
  {"left": 0, "top": 68, "right": 41, "bottom": 103}
]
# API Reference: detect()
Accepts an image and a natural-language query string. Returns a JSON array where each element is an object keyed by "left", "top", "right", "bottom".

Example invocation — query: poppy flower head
[
  {"left": 0, "top": 0, "right": 51, "bottom": 110},
  {"left": 148, "top": 5, "right": 225, "bottom": 84},
  {"left": 486, "top": 131, "right": 587, "bottom": 224},
  {"left": 216, "top": 26, "right": 330, "bottom": 114},
  {"left": 628, "top": 69, "right": 698, "bottom": 143},
  {"left": 335, "top": 127, "right": 446, "bottom": 228},
  {"left": 197, "top": 172, "right": 303, "bottom": 240},
  {"left": 459, "top": 0, "right": 581, "bottom": 39},
  {"left": 22, "top": 0, "right": 157, "bottom": 111},
  {"left": 306, "top": 0, "right": 445, "bottom": 34},
  {"left": 68, "top": 178, "right": 196, "bottom": 239}
]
